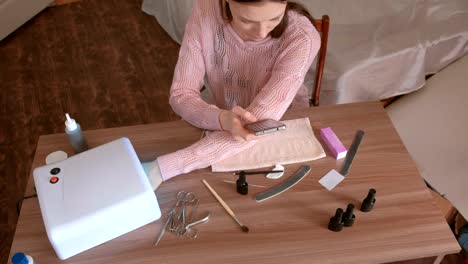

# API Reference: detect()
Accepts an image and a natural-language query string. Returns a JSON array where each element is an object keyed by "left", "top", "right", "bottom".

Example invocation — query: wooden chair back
[{"left": 310, "top": 15, "right": 330, "bottom": 107}]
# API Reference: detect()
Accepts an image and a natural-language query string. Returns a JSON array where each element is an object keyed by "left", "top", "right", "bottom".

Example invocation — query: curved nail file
[{"left": 255, "top": 165, "right": 311, "bottom": 202}]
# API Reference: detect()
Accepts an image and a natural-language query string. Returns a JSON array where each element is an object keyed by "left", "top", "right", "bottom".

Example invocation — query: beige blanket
[{"left": 212, "top": 118, "right": 326, "bottom": 172}]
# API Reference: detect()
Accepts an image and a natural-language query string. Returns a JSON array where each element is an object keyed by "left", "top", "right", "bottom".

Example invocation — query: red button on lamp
[{"left": 50, "top": 177, "right": 59, "bottom": 184}]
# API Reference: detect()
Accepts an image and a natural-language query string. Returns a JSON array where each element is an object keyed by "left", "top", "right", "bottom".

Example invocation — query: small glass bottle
[
  {"left": 12, "top": 252, "right": 34, "bottom": 264},
  {"left": 65, "top": 113, "right": 88, "bottom": 153}
]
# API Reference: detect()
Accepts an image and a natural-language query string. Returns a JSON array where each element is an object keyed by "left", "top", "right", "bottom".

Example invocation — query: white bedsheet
[
  {"left": 0, "top": 0, "right": 53, "bottom": 41},
  {"left": 142, "top": 0, "right": 468, "bottom": 105}
]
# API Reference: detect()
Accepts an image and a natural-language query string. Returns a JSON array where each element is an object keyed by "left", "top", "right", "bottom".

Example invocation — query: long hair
[{"left": 219, "top": 0, "right": 315, "bottom": 38}]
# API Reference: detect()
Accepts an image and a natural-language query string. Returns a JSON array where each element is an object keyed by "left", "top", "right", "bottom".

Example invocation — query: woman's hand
[{"left": 219, "top": 106, "right": 258, "bottom": 141}]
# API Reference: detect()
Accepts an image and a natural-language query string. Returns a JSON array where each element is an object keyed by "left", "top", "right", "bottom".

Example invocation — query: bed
[
  {"left": 0, "top": 0, "right": 53, "bottom": 41},
  {"left": 142, "top": 0, "right": 468, "bottom": 105}
]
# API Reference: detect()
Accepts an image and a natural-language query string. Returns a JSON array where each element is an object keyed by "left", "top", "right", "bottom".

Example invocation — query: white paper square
[{"left": 319, "top": 169, "right": 345, "bottom": 191}]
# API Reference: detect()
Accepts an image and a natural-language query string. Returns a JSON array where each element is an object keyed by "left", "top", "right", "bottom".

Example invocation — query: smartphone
[{"left": 245, "top": 119, "right": 286, "bottom": 136}]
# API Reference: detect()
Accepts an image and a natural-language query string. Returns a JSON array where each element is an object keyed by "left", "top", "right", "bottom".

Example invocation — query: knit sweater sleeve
[
  {"left": 169, "top": 0, "right": 223, "bottom": 131},
  {"left": 157, "top": 131, "right": 256, "bottom": 180},
  {"left": 245, "top": 29, "right": 321, "bottom": 121}
]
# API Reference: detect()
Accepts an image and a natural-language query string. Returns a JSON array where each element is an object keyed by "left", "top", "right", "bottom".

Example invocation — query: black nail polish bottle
[
  {"left": 343, "top": 204, "right": 355, "bottom": 227},
  {"left": 328, "top": 208, "right": 344, "bottom": 232},
  {"left": 361, "top": 189, "right": 376, "bottom": 212},
  {"left": 236, "top": 171, "right": 248, "bottom": 195}
]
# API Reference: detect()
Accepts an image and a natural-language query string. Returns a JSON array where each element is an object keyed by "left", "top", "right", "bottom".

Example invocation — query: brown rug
[{"left": 0, "top": 0, "right": 179, "bottom": 262}]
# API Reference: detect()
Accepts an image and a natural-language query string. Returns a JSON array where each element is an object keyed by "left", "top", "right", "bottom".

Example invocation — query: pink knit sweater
[{"left": 157, "top": 0, "right": 320, "bottom": 180}]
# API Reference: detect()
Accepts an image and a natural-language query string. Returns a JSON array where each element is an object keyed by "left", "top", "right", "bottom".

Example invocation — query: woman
[{"left": 144, "top": 0, "right": 320, "bottom": 189}]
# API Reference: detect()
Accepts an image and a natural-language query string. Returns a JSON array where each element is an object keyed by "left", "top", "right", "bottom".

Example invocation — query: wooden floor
[{"left": 0, "top": 0, "right": 463, "bottom": 263}]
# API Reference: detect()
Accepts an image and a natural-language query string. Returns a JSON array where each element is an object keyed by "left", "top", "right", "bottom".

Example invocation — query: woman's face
[{"left": 228, "top": 1, "right": 287, "bottom": 42}]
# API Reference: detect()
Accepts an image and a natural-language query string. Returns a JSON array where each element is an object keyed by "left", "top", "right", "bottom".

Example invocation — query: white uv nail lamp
[{"left": 33, "top": 137, "right": 161, "bottom": 260}]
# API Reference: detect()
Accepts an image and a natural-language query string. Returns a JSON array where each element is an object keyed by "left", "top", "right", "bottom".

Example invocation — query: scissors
[
  {"left": 175, "top": 191, "right": 197, "bottom": 204},
  {"left": 178, "top": 213, "right": 210, "bottom": 239},
  {"left": 154, "top": 191, "right": 200, "bottom": 246},
  {"left": 171, "top": 192, "right": 197, "bottom": 231}
]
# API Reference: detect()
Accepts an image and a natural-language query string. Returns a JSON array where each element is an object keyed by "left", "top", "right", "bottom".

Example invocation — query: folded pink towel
[{"left": 212, "top": 118, "right": 326, "bottom": 172}]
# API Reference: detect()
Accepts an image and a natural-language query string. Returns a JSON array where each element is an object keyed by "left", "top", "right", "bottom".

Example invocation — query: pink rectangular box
[{"left": 320, "top": 127, "right": 347, "bottom": 160}]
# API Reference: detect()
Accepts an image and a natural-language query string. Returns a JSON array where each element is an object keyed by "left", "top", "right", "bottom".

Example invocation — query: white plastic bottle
[
  {"left": 12, "top": 252, "right": 34, "bottom": 264},
  {"left": 65, "top": 113, "right": 88, "bottom": 153}
]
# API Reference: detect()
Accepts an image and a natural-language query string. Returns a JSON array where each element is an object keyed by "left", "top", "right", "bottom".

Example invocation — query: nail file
[
  {"left": 255, "top": 165, "right": 311, "bottom": 202},
  {"left": 319, "top": 130, "right": 365, "bottom": 191},
  {"left": 339, "top": 130, "right": 365, "bottom": 176}
]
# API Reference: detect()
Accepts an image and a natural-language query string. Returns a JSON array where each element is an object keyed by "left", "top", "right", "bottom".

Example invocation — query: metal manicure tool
[
  {"left": 233, "top": 170, "right": 284, "bottom": 176},
  {"left": 154, "top": 191, "right": 209, "bottom": 247},
  {"left": 222, "top": 180, "right": 266, "bottom": 188}
]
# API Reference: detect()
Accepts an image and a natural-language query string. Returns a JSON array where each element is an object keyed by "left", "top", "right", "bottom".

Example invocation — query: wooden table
[{"left": 9, "top": 102, "right": 460, "bottom": 264}]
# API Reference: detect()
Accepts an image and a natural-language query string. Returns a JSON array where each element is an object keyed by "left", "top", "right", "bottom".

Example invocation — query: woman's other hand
[{"left": 219, "top": 106, "right": 257, "bottom": 141}]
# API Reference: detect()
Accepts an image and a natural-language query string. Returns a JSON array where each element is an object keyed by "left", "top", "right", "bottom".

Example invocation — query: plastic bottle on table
[
  {"left": 12, "top": 252, "right": 34, "bottom": 264},
  {"left": 65, "top": 113, "right": 88, "bottom": 153}
]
